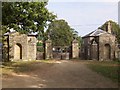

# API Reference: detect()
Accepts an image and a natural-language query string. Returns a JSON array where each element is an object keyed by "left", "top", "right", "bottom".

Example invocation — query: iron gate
[{"left": 52, "top": 46, "right": 71, "bottom": 60}]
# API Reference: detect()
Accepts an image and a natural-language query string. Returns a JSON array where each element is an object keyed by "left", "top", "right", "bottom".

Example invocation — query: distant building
[{"left": 82, "top": 21, "right": 118, "bottom": 61}]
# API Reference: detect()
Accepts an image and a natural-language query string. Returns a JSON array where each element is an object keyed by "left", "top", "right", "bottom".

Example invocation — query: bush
[
  {"left": 37, "top": 42, "right": 43, "bottom": 46},
  {"left": 37, "top": 47, "right": 44, "bottom": 52}
]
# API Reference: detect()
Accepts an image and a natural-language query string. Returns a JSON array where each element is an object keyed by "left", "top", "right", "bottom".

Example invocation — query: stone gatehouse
[
  {"left": 4, "top": 32, "right": 37, "bottom": 61},
  {"left": 81, "top": 21, "right": 119, "bottom": 61}
]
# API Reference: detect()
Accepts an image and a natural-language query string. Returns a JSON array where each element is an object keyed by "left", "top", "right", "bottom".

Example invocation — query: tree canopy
[
  {"left": 99, "top": 20, "right": 120, "bottom": 44},
  {"left": 45, "top": 19, "right": 81, "bottom": 46},
  {"left": 2, "top": 2, "right": 56, "bottom": 36}
]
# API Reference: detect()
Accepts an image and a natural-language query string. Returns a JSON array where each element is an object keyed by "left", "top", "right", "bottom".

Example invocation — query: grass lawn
[{"left": 86, "top": 60, "right": 120, "bottom": 83}]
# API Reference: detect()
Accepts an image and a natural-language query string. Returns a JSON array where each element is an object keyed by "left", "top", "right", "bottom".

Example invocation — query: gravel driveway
[{"left": 2, "top": 60, "right": 119, "bottom": 88}]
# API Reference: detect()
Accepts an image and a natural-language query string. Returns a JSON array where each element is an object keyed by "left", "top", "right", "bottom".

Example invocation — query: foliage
[
  {"left": 2, "top": 2, "right": 56, "bottom": 36},
  {"left": 77, "top": 36, "right": 82, "bottom": 47},
  {"left": 37, "top": 48, "right": 44, "bottom": 52},
  {"left": 45, "top": 19, "right": 81, "bottom": 46},
  {"left": 37, "top": 42, "right": 43, "bottom": 46},
  {"left": 87, "top": 61, "right": 120, "bottom": 83},
  {"left": 37, "top": 47, "right": 44, "bottom": 52},
  {"left": 2, "top": 2, "right": 56, "bottom": 61},
  {"left": 36, "top": 42, "right": 44, "bottom": 52},
  {"left": 98, "top": 20, "right": 120, "bottom": 44}
]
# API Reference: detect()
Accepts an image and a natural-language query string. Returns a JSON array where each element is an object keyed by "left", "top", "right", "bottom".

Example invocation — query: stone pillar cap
[
  {"left": 45, "top": 39, "right": 52, "bottom": 43},
  {"left": 72, "top": 39, "right": 78, "bottom": 43}
]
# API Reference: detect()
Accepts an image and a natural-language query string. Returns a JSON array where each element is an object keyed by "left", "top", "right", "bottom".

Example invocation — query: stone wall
[
  {"left": 81, "top": 37, "right": 94, "bottom": 60},
  {"left": 45, "top": 39, "right": 53, "bottom": 60},
  {"left": 27, "top": 36, "right": 37, "bottom": 60},
  {"left": 72, "top": 39, "right": 79, "bottom": 59},
  {"left": 99, "top": 33, "right": 116, "bottom": 61},
  {"left": 4, "top": 32, "right": 37, "bottom": 61},
  {"left": 0, "top": 43, "right": 2, "bottom": 61},
  {"left": 3, "top": 36, "right": 9, "bottom": 61},
  {"left": 82, "top": 33, "right": 116, "bottom": 61},
  {"left": 9, "top": 32, "right": 28, "bottom": 60},
  {"left": 115, "top": 45, "right": 120, "bottom": 60},
  {"left": 118, "top": 51, "right": 120, "bottom": 60}
]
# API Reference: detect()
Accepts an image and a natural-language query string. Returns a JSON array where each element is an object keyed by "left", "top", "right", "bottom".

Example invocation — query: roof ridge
[{"left": 82, "top": 29, "right": 107, "bottom": 38}]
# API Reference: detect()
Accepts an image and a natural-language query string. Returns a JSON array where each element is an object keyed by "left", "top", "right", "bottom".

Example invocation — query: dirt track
[{"left": 2, "top": 60, "right": 119, "bottom": 88}]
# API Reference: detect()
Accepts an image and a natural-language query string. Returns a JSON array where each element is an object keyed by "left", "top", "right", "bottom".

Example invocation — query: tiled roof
[{"left": 82, "top": 29, "right": 107, "bottom": 38}]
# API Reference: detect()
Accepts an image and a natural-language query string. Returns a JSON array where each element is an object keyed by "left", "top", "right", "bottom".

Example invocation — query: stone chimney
[{"left": 107, "top": 21, "right": 112, "bottom": 34}]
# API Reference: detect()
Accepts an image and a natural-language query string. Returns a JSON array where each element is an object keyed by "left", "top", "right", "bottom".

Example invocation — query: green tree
[
  {"left": 2, "top": 2, "right": 56, "bottom": 37},
  {"left": 2, "top": 2, "right": 56, "bottom": 61},
  {"left": 99, "top": 20, "right": 120, "bottom": 44},
  {"left": 46, "top": 19, "right": 81, "bottom": 46}
]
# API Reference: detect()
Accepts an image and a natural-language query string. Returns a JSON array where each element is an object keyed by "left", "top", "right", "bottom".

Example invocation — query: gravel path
[{"left": 2, "top": 60, "right": 119, "bottom": 88}]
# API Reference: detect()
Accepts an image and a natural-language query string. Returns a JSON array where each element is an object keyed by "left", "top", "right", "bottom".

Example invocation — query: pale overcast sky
[
  {"left": 47, "top": 0, "right": 119, "bottom": 37},
  {"left": 49, "top": 0, "right": 119, "bottom": 2}
]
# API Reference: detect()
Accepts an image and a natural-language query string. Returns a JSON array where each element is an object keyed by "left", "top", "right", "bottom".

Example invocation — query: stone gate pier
[
  {"left": 45, "top": 39, "right": 53, "bottom": 60},
  {"left": 72, "top": 39, "right": 79, "bottom": 59}
]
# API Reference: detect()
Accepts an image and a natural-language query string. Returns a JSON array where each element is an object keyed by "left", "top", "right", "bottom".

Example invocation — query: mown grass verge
[{"left": 86, "top": 60, "right": 120, "bottom": 83}]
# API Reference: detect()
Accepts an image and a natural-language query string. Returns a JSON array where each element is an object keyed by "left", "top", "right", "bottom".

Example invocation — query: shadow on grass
[
  {"left": 2, "top": 60, "right": 56, "bottom": 75},
  {"left": 2, "top": 61, "right": 40, "bottom": 74}
]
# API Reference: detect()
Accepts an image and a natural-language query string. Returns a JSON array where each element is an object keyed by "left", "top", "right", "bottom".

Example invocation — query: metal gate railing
[
  {"left": 36, "top": 46, "right": 44, "bottom": 60},
  {"left": 52, "top": 46, "right": 71, "bottom": 60}
]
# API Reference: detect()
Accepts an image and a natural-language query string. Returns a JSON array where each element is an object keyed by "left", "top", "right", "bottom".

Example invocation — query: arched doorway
[
  {"left": 104, "top": 44, "right": 111, "bottom": 60},
  {"left": 14, "top": 43, "right": 22, "bottom": 59},
  {"left": 90, "top": 40, "right": 98, "bottom": 60}
]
